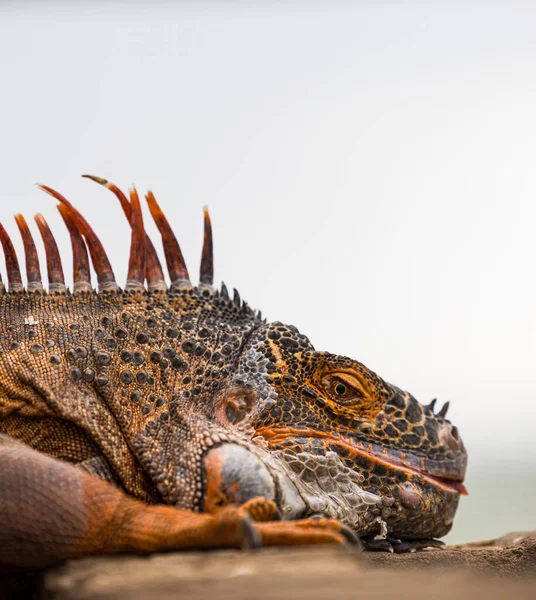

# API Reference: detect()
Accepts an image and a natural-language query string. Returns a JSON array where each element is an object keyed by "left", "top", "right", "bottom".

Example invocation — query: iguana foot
[
  {"left": 211, "top": 500, "right": 356, "bottom": 548},
  {"left": 361, "top": 534, "right": 445, "bottom": 553},
  {"left": 113, "top": 493, "right": 353, "bottom": 553},
  {"left": 256, "top": 516, "right": 357, "bottom": 547},
  {"left": 242, "top": 497, "right": 281, "bottom": 522}
]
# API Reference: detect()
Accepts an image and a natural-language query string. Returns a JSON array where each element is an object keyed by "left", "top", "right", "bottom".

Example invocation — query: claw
[
  {"left": 362, "top": 534, "right": 444, "bottom": 553},
  {"left": 388, "top": 537, "right": 416, "bottom": 554},
  {"left": 309, "top": 515, "right": 361, "bottom": 548},
  {"left": 240, "top": 515, "right": 262, "bottom": 551},
  {"left": 339, "top": 524, "right": 362, "bottom": 548},
  {"left": 362, "top": 536, "right": 394, "bottom": 552},
  {"left": 408, "top": 538, "right": 445, "bottom": 551}
]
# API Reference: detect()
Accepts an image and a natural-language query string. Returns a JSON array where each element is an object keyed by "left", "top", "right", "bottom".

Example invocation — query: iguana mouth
[
  {"left": 348, "top": 440, "right": 469, "bottom": 496},
  {"left": 257, "top": 427, "right": 468, "bottom": 496}
]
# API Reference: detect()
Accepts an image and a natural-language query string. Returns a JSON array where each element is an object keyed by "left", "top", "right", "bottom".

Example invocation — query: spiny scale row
[
  {"left": 424, "top": 398, "right": 450, "bottom": 419},
  {"left": 0, "top": 175, "right": 213, "bottom": 295}
]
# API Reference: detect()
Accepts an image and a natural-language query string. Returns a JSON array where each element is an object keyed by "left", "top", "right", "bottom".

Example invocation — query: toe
[
  {"left": 242, "top": 497, "right": 281, "bottom": 522},
  {"left": 257, "top": 517, "right": 347, "bottom": 547}
]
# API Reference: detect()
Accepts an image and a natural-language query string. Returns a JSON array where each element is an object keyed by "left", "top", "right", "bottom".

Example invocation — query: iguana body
[{"left": 0, "top": 178, "right": 467, "bottom": 568}]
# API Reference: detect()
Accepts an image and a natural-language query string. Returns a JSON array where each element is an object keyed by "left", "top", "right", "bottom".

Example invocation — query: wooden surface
[{"left": 38, "top": 535, "right": 536, "bottom": 600}]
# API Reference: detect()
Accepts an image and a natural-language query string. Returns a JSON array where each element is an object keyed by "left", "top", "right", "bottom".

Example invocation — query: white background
[{"left": 1, "top": 2, "right": 535, "bottom": 543}]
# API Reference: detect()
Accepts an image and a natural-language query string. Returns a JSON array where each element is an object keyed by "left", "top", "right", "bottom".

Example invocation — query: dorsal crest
[{"left": 0, "top": 176, "right": 223, "bottom": 299}]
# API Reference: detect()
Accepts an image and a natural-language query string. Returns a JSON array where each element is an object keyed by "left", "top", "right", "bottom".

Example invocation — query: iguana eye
[
  {"left": 335, "top": 383, "right": 347, "bottom": 396},
  {"left": 323, "top": 374, "right": 365, "bottom": 405}
]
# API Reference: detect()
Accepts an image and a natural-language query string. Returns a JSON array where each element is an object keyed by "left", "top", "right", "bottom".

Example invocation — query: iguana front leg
[{"left": 0, "top": 435, "right": 348, "bottom": 568}]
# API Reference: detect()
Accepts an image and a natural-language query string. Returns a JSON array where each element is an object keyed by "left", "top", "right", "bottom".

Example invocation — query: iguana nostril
[{"left": 438, "top": 422, "right": 461, "bottom": 451}]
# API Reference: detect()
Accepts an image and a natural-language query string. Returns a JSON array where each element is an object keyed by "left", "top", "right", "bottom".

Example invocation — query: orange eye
[{"left": 323, "top": 374, "right": 365, "bottom": 405}]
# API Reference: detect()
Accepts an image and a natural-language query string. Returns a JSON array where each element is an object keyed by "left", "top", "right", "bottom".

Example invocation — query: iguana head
[
  {"left": 1, "top": 177, "right": 467, "bottom": 545},
  {"left": 208, "top": 322, "right": 467, "bottom": 541}
]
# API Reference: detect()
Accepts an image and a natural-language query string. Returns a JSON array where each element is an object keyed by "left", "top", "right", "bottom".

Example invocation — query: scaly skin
[{"left": 0, "top": 178, "right": 467, "bottom": 568}]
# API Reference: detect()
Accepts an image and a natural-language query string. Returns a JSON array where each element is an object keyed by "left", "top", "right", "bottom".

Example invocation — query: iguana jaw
[
  {"left": 329, "top": 436, "right": 468, "bottom": 496},
  {"left": 256, "top": 426, "right": 467, "bottom": 496},
  {"left": 348, "top": 442, "right": 469, "bottom": 496}
]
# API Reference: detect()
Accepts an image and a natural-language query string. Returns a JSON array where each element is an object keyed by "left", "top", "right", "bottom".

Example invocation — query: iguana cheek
[{"left": 202, "top": 443, "right": 276, "bottom": 513}]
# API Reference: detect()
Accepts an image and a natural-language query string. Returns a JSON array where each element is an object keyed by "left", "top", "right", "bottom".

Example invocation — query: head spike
[
  {"left": 220, "top": 281, "right": 229, "bottom": 299},
  {"left": 37, "top": 184, "right": 118, "bottom": 292},
  {"left": 200, "top": 206, "right": 213, "bottom": 286},
  {"left": 82, "top": 175, "right": 166, "bottom": 292},
  {"left": 56, "top": 204, "right": 92, "bottom": 293},
  {"left": 426, "top": 398, "right": 437, "bottom": 413},
  {"left": 34, "top": 214, "right": 66, "bottom": 293},
  {"left": 14, "top": 214, "right": 43, "bottom": 292},
  {"left": 233, "top": 288, "right": 241, "bottom": 307},
  {"left": 145, "top": 190, "right": 191, "bottom": 291},
  {"left": 437, "top": 401, "right": 450, "bottom": 419},
  {"left": 125, "top": 187, "right": 146, "bottom": 291},
  {"left": 0, "top": 222, "right": 23, "bottom": 291}
]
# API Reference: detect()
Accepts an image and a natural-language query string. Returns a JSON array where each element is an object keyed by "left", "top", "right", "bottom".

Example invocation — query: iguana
[{"left": 0, "top": 177, "right": 467, "bottom": 569}]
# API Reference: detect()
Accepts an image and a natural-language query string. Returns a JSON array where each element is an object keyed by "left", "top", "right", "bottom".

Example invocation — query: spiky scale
[
  {"left": 37, "top": 184, "right": 118, "bottom": 291},
  {"left": 200, "top": 207, "right": 213, "bottom": 286},
  {"left": 145, "top": 189, "right": 190, "bottom": 289},
  {"left": 83, "top": 175, "right": 166, "bottom": 291},
  {"left": 14, "top": 214, "right": 43, "bottom": 292},
  {"left": 34, "top": 213, "right": 66, "bottom": 293},
  {"left": 0, "top": 221, "right": 23, "bottom": 291}
]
